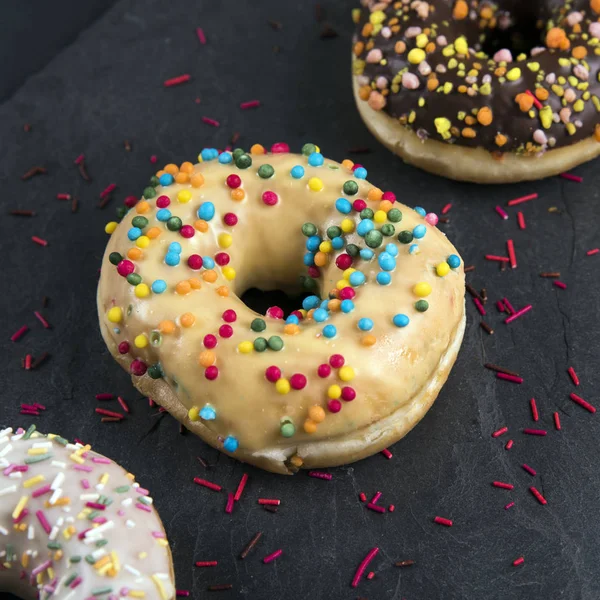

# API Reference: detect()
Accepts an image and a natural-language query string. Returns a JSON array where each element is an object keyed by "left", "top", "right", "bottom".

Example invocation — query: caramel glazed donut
[
  {"left": 97, "top": 143, "right": 466, "bottom": 475},
  {"left": 352, "top": 0, "right": 600, "bottom": 183},
  {"left": 0, "top": 426, "right": 175, "bottom": 600}
]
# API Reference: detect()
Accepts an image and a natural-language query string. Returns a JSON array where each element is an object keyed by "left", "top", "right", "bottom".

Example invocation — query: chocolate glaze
[{"left": 353, "top": 0, "right": 600, "bottom": 153}]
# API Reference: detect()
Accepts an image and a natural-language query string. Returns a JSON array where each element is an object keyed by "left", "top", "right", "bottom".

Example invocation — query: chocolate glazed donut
[{"left": 352, "top": 0, "right": 600, "bottom": 183}]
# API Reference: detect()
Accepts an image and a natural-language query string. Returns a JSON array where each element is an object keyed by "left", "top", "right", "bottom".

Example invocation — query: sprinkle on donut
[
  {"left": 353, "top": 0, "right": 600, "bottom": 154},
  {"left": 98, "top": 143, "right": 465, "bottom": 471}
]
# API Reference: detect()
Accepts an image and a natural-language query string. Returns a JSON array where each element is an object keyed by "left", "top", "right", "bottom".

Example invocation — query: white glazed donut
[
  {"left": 98, "top": 143, "right": 466, "bottom": 474},
  {"left": 0, "top": 426, "right": 175, "bottom": 599}
]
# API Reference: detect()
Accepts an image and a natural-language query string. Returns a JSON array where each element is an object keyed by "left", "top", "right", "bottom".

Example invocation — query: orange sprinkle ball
[
  {"left": 158, "top": 320, "right": 176, "bottom": 334},
  {"left": 342, "top": 159, "right": 354, "bottom": 170},
  {"left": 308, "top": 405, "right": 326, "bottom": 423},
  {"left": 231, "top": 188, "right": 245, "bottom": 201},
  {"left": 284, "top": 324, "right": 300, "bottom": 335},
  {"left": 203, "top": 270, "right": 218, "bottom": 283},
  {"left": 250, "top": 144, "right": 266, "bottom": 155},
  {"left": 194, "top": 219, "right": 209, "bottom": 233},
  {"left": 191, "top": 173, "right": 205, "bottom": 188},
  {"left": 175, "top": 172, "right": 189, "bottom": 184},
  {"left": 180, "top": 313, "right": 196, "bottom": 327},
  {"left": 175, "top": 281, "right": 192, "bottom": 295},
  {"left": 135, "top": 201, "right": 150, "bottom": 214},
  {"left": 180, "top": 161, "right": 194, "bottom": 173},
  {"left": 127, "top": 248, "right": 143, "bottom": 260},
  {"left": 216, "top": 285, "right": 229, "bottom": 297},
  {"left": 367, "top": 187, "right": 383, "bottom": 202},
  {"left": 198, "top": 350, "right": 216, "bottom": 367},
  {"left": 189, "top": 277, "right": 202, "bottom": 290},
  {"left": 304, "top": 419, "right": 318, "bottom": 434},
  {"left": 164, "top": 163, "right": 179, "bottom": 175},
  {"left": 146, "top": 227, "right": 161, "bottom": 239},
  {"left": 361, "top": 334, "right": 377, "bottom": 347}
]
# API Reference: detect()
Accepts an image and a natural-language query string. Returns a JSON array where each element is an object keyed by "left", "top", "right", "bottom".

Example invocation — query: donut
[
  {"left": 98, "top": 144, "right": 466, "bottom": 475},
  {"left": 0, "top": 426, "right": 175, "bottom": 599},
  {"left": 352, "top": 0, "right": 600, "bottom": 183}
]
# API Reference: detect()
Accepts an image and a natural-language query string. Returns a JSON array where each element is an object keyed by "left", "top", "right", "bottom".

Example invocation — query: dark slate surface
[{"left": 2, "top": 1, "right": 600, "bottom": 599}]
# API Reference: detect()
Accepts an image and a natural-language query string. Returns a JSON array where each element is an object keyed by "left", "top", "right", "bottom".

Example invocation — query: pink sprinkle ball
[
  {"left": 329, "top": 354, "right": 345, "bottom": 368},
  {"left": 130, "top": 359, "right": 147, "bottom": 376},
  {"left": 353, "top": 199, "right": 367, "bottom": 212},
  {"left": 226, "top": 174, "right": 241, "bottom": 189},
  {"left": 124, "top": 195, "right": 139, "bottom": 208},
  {"left": 291, "top": 310, "right": 304, "bottom": 321},
  {"left": 222, "top": 310, "right": 237, "bottom": 323},
  {"left": 339, "top": 287, "right": 355, "bottom": 300},
  {"left": 117, "top": 260, "right": 135, "bottom": 277},
  {"left": 118, "top": 341, "right": 130, "bottom": 354},
  {"left": 271, "top": 142, "right": 290, "bottom": 153},
  {"left": 156, "top": 195, "right": 171, "bottom": 208},
  {"left": 318, "top": 364, "right": 331, "bottom": 378},
  {"left": 179, "top": 225, "right": 195, "bottom": 238},
  {"left": 424, "top": 213, "right": 438, "bottom": 226},
  {"left": 219, "top": 324, "right": 233, "bottom": 338},
  {"left": 215, "top": 252, "right": 230, "bottom": 266},
  {"left": 266, "top": 306, "right": 284, "bottom": 319},
  {"left": 203, "top": 334, "right": 218, "bottom": 349},
  {"left": 262, "top": 191, "right": 278, "bottom": 206},
  {"left": 352, "top": 163, "right": 363, "bottom": 171},
  {"left": 223, "top": 213, "right": 238, "bottom": 226},
  {"left": 342, "top": 386, "right": 356, "bottom": 401},
  {"left": 265, "top": 366, "right": 281, "bottom": 383},
  {"left": 382, "top": 191, "right": 396, "bottom": 202},
  {"left": 336, "top": 254, "right": 353, "bottom": 270},
  {"left": 328, "top": 399, "right": 342, "bottom": 413},
  {"left": 205, "top": 366, "right": 219, "bottom": 380},
  {"left": 290, "top": 374, "right": 307, "bottom": 390},
  {"left": 307, "top": 266, "right": 321, "bottom": 278},
  {"left": 188, "top": 254, "right": 203, "bottom": 270}
]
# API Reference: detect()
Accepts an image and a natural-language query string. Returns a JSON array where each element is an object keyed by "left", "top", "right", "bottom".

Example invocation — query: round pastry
[
  {"left": 352, "top": 0, "right": 600, "bottom": 183},
  {"left": 98, "top": 143, "right": 465, "bottom": 475},
  {"left": 0, "top": 426, "right": 175, "bottom": 600}
]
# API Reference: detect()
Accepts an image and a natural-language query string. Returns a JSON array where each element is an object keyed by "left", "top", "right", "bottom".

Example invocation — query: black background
[{"left": 2, "top": 1, "right": 600, "bottom": 599}]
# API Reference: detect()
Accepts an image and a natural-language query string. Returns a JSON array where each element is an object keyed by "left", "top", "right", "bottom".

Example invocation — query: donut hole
[
  {"left": 479, "top": 9, "right": 543, "bottom": 57},
  {"left": 240, "top": 286, "right": 315, "bottom": 317}
]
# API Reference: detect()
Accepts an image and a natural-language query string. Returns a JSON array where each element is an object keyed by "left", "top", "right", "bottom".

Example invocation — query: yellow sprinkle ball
[
  {"left": 104, "top": 222, "right": 118, "bottom": 234},
  {"left": 188, "top": 407, "right": 200, "bottom": 421},
  {"left": 177, "top": 190, "right": 192, "bottom": 203},
  {"left": 341, "top": 218, "right": 355, "bottom": 233},
  {"left": 134, "top": 284, "right": 150, "bottom": 298},
  {"left": 107, "top": 307, "right": 122, "bottom": 323},
  {"left": 238, "top": 341, "right": 254, "bottom": 354},
  {"left": 319, "top": 241, "right": 333, "bottom": 253},
  {"left": 222, "top": 266, "right": 236, "bottom": 280},
  {"left": 436, "top": 262, "right": 451, "bottom": 277},
  {"left": 336, "top": 279, "right": 350, "bottom": 290},
  {"left": 135, "top": 235, "right": 150, "bottom": 249},
  {"left": 276, "top": 378, "right": 291, "bottom": 394},
  {"left": 328, "top": 384, "right": 342, "bottom": 399},
  {"left": 408, "top": 48, "right": 426, "bottom": 64},
  {"left": 413, "top": 282, "right": 432, "bottom": 297},
  {"left": 338, "top": 366, "right": 355, "bottom": 382},
  {"left": 308, "top": 177, "right": 324, "bottom": 192},
  {"left": 374, "top": 210, "right": 387, "bottom": 224},
  {"left": 218, "top": 233, "right": 233, "bottom": 248},
  {"left": 343, "top": 268, "right": 356, "bottom": 281},
  {"left": 134, "top": 334, "right": 148, "bottom": 349}
]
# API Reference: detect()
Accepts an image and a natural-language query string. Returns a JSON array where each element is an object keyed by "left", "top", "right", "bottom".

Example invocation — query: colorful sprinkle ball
[{"left": 102, "top": 143, "right": 461, "bottom": 458}]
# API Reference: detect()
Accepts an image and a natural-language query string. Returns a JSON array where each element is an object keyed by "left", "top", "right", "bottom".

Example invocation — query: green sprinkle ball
[
  {"left": 343, "top": 180, "right": 359, "bottom": 195},
  {"left": 232, "top": 148, "right": 245, "bottom": 160},
  {"left": 302, "top": 143, "right": 317, "bottom": 156},
  {"left": 398, "top": 230, "right": 414, "bottom": 244},
  {"left": 365, "top": 229, "right": 383, "bottom": 248},
  {"left": 147, "top": 364, "right": 164, "bottom": 379},
  {"left": 253, "top": 337, "right": 268, "bottom": 352},
  {"left": 115, "top": 206, "right": 127, "bottom": 220},
  {"left": 235, "top": 154, "right": 252, "bottom": 169},
  {"left": 167, "top": 216, "right": 182, "bottom": 231},
  {"left": 142, "top": 186, "right": 156, "bottom": 199},
  {"left": 327, "top": 226, "right": 342, "bottom": 239},
  {"left": 387, "top": 208, "right": 403, "bottom": 223},
  {"left": 360, "top": 208, "right": 374, "bottom": 220},
  {"left": 381, "top": 223, "right": 395, "bottom": 237},
  {"left": 109, "top": 252, "right": 122, "bottom": 265},
  {"left": 302, "top": 223, "right": 318, "bottom": 237},
  {"left": 149, "top": 175, "right": 160, "bottom": 188},
  {"left": 415, "top": 300, "right": 429, "bottom": 312},
  {"left": 258, "top": 164, "right": 275, "bottom": 179},
  {"left": 251, "top": 318, "right": 267, "bottom": 332},
  {"left": 131, "top": 216, "right": 148, "bottom": 229},
  {"left": 346, "top": 244, "right": 360, "bottom": 257},
  {"left": 268, "top": 336, "right": 284, "bottom": 351},
  {"left": 280, "top": 420, "right": 296, "bottom": 437},
  {"left": 126, "top": 273, "right": 142, "bottom": 286}
]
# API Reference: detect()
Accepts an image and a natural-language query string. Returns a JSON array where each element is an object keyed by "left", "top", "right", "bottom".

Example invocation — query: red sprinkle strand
[
  {"left": 34, "top": 311, "right": 50, "bottom": 329},
  {"left": 193, "top": 478, "right": 222, "bottom": 492},
  {"left": 95, "top": 393, "right": 113, "bottom": 401},
  {"left": 553, "top": 281, "right": 567, "bottom": 290},
  {"left": 195, "top": 561, "right": 217, "bottom": 567},
  {"left": 233, "top": 473, "right": 248, "bottom": 501},
  {"left": 495, "top": 206, "right": 508, "bottom": 220},
  {"left": 308, "top": 471, "right": 333, "bottom": 480},
  {"left": 505, "top": 439, "right": 514, "bottom": 450},
  {"left": 263, "top": 549, "right": 283, "bottom": 564},
  {"left": 530, "top": 398, "right": 539, "bottom": 422},
  {"left": 554, "top": 412, "right": 562, "bottom": 430},
  {"left": 359, "top": 492, "right": 367, "bottom": 502},
  {"left": 587, "top": 248, "right": 600, "bottom": 256},
  {"left": 522, "top": 464, "right": 537, "bottom": 476},
  {"left": 202, "top": 116, "right": 220, "bottom": 127},
  {"left": 505, "top": 305, "right": 532, "bottom": 324},
  {"left": 371, "top": 491, "right": 382, "bottom": 504},
  {"left": 508, "top": 193, "right": 538, "bottom": 207},
  {"left": 433, "top": 516, "right": 453, "bottom": 527},
  {"left": 117, "top": 396, "right": 130, "bottom": 413},
  {"left": 441, "top": 203, "right": 452, "bottom": 214},
  {"left": 176, "top": 591, "right": 190, "bottom": 597},
  {"left": 496, "top": 372, "right": 523, "bottom": 384},
  {"left": 473, "top": 297, "right": 486, "bottom": 316},
  {"left": 525, "top": 89, "right": 542, "bottom": 109},
  {"left": 32, "top": 236, "right": 48, "bottom": 247},
  {"left": 492, "top": 481, "right": 514, "bottom": 490},
  {"left": 381, "top": 448, "right": 393, "bottom": 459},
  {"left": 95, "top": 408, "right": 123, "bottom": 419},
  {"left": 569, "top": 393, "right": 596, "bottom": 413},
  {"left": 164, "top": 74, "right": 191, "bottom": 87},
  {"left": 568, "top": 367, "right": 580, "bottom": 386},
  {"left": 258, "top": 499, "right": 280, "bottom": 506},
  {"left": 74, "top": 154, "right": 85, "bottom": 165},
  {"left": 196, "top": 28, "right": 206, "bottom": 44},
  {"left": 491, "top": 426, "right": 508, "bottom": 438},
  {"left": 529, "top": 487, "right": 547, "bottom": 505},
  {"left": 367, "top": 503, "right": 386, "bottom": 514},
  {"left": 225, "top": 492, "right": 234, "bottom": 514},
  {"left": 517, "top": 211, "right": 526, "bottom": 230},
  {"left": 351, "top": 547, "right": 379, "bottom": 588},
  {"left": 513, "top": 556, "right": 525, "bottom": 566},
  {"left": 485, "top": 254, "right": 510, "bottom": 262},
  {"left": 507, "top": 239, "right": 517, "bottom": 269},
  {"left": 11, "top": 325, "right": 29, "bottom": 342},
  {"left": 560, "top": 172, "right": 583, "bottom": 183},
  {"left": 523, "top": 429, "right": 547, "bottom": 436},
  {"left": 100, "top": 183, "right": 116, "bottom": 198},
  {"left": 504, "top": 502, "right": 515, "bottom": 510},
  {"left": 240, "top": 100, "right": 261, "bottom": 110},
  {"left": 503, "top": 297, "right": 516, "bottom": 314}
]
